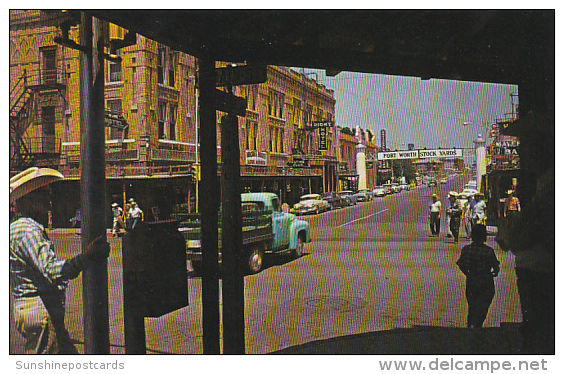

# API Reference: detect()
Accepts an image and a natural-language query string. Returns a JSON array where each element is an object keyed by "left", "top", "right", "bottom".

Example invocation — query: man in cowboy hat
[
  {"left": 10, "top": 167, "right": 110, "bottom": 354},
  {"left": 126, "top": 198, "right": 143, "bottom": 231},
  {"left": 504, "top": 189, "right": 521, "bottom": 218},
  {"left": 111, "top": 202, "right": 124, "bottom": 237},
  {"left": 446, "top": 191, "right": 462, "bottom": 243}
]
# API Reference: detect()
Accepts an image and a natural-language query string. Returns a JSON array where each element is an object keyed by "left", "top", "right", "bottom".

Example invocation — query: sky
[{"left": 302, "top": 68, "right": 519, "bottom": 161}]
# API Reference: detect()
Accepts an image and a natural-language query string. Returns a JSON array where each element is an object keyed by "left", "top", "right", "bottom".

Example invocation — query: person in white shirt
[
  {"left": 471, "top": 193, "right": 487, "bottom": 225},
  {"left": 429, "top": 194, "right": 442, "bottom": 237},
  {"left": 111, "top": 203, "right": 124, "bottom": 236},
  {"left": 128, "top": 199, "right": 144, "bottom": 231}
]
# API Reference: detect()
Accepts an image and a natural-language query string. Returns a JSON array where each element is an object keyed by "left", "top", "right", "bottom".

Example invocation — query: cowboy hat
[
  {"left": 112, "top": 203, "right": 119, "bottom": 207},
  {"left": 10, "top": 167, "right": 64, "bottom": 204},
  {"left": 507, "top": 190, "right": 514, "bottom": 194},
  {"left": 448, "top": 191, "right": 458, "bottom": 197}
]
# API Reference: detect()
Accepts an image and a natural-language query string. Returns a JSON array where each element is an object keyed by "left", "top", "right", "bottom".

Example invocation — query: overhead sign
[
  {"left": 214, "top": 89, "right": 247, "bottom": 116},
  {"left": 418, "top": 148, "right": 463, "bottom": 159},
  {"left": 287, "top": 158, "right": 309, "bottom": 168},
  {"left": 310, "top": 121, "right": 334, "bottom": 129},
  {"left": 377, "top": 150, "right": 418, "bottom": 160},
  {"left": 318, "top": 127, "right": 328, "bottom": 151},
  {"left": 215, "top": 65, "right": 267, "bottom": 87},
  {"left": 377, "top": 148, "right": 463, "bottom": 160}
]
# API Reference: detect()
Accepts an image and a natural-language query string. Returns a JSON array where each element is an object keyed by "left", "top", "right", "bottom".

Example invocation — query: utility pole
[
  {"left": 80, "top": 12, "right": 110, "bottom": 354},
  {"left": 198, "top": 54, "right": 220, "bottom": 354}
]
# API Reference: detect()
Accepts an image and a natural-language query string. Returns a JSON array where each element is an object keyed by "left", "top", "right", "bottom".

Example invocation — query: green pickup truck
[{"left": 176, "top": 192, "right": 311, "bottom": 274}]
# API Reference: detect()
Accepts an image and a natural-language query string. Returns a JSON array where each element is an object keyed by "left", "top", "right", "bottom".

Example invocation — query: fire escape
[{"left": 9, "top": 64, "right": 66, "bottom": 172}]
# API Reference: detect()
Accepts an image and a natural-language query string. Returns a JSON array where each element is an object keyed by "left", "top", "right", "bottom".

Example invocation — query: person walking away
[
  {"left": 429, "top": 194, "right": 441, "bottom": 237},
  {"left": 9, "top": 167, "right": 110, "bottom": 354},
  {"left": 446, "top": 191, "right": 462, "bottom": 243},
  {"left": 111, "top": 203, "right": 124, "bottom": 237},
  {"left": 471, "top": 192, "right": 487, "bottom": 226},
  {"left": 128, "top": 199, "right": 144, "bottom": 231},
  {"left": 456, "top": 224, "right": 500, "bottom": 328}
]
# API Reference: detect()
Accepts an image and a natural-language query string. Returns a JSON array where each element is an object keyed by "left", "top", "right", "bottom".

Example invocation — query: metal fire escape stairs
[{"left": 9, "top": 71, "right": 36, "bottom": 171}]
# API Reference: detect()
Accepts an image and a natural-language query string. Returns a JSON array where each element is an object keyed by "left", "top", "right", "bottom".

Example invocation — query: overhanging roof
[{"left": 88, "top": 9, "right": 554, "bottom": 86}]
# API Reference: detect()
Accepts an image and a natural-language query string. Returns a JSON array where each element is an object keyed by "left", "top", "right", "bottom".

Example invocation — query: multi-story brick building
[{"left": 9, "top": 10, "right": 337, "bottom": 226}]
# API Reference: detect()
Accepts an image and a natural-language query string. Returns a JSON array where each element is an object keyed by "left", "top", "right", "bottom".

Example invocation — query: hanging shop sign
[{"left": 318, "top": 127, "right": 328, "bottom": 151}]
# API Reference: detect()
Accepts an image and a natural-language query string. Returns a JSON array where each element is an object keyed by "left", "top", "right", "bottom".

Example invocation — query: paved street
[{"left": 9, "top": 175, "right": 521, "bottom": 354}]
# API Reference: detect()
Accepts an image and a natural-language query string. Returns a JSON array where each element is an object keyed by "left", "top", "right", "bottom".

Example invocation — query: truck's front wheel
[
  {"left": 247, "top": 245, "right": 264, "bottom": 274},
  {"left": 292, "top": 236, "right": 305, "bottom": 258}
]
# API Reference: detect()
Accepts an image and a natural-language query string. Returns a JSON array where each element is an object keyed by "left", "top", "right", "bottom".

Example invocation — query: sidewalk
[{"left": 273, "top": 323, "right": 523, "bottom": 354}]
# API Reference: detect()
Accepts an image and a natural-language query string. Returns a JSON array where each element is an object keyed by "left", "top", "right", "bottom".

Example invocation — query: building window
[
  {"left": 157, "top": 48, "right": 165, "bottom": 84},
  {"left": 303, "top": 104, "right": 312, "bottom": 126},
  {"left": 158, "top": 102, "right": 166, "bottom": 139},
  {"left": 269, "top": 125, "right": 284, "bottom": 153},
  {"left": 268, "top": 90, "right": 284, "bottom": 119},
  {"left": 168, "top": 52, "right": 176, "bottom": 88},
  {"left": 169, "top": 105, "right": 177, "bottom": 140},
  {"left": 107, "top": 99, "right": 123, "bottom": 140},
  {"left": 293, "top": 99, "right": 301, "bottom": 125},
  {"left": 246, "top": 85, "right": 258, "bottom": 111},
  {"left": 41, "top": 47, "right": 57, "bottom": 85},
  {"left": 246, "top": 121, "right": 258, "bottom": 151},
  {"left": 42, "top": 106, "right": 56, "bottom": 135},
  {"left": 108, "top": 50, "right": 122, "bottom": 82}
]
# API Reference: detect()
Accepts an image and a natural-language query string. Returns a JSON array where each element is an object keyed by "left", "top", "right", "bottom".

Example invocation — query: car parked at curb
[
  {"left": 322, "top": 191, "right": 347, "bottom": 209},
  {"left": 339, "top": 190, "right": 357, "bottom": 205},
  {"left": 353, "top": 190, "right": 371, "bottom": 202},
  {"left": 291, "top": 194, "right": 330, "bottom": 215},
  {"left": 372, "top": 186, "right": 387, "bottom": 197}
]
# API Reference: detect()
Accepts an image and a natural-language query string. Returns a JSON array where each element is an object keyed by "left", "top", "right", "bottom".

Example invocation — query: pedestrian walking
[
  {"left": 504, "top": 190, "right": 521, "bottom": 218},
  {"left": 456, "top": 224, "right": 500, "bottom": 328},
  {"left": 429, "top": 194, "right": 441, "bottom": 236},
  {"left": 128, "top": 198, "right": 144, "bottom": 231},
  {"left": 460, "top": 193, "right": 472, "bottom": 239},
  {"left": 446, "top": 191, "right": 462, "bottom": 243},
  {"left": 111, "top": 202, "right": 124, "bottom": 237},
  {"left": 471, "top": 192, "right": 487, "bottom": 226},
  {"left": 9, "top": 167, "right": 110, "bottom": 354}
]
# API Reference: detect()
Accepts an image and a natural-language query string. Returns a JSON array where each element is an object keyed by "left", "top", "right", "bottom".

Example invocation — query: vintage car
[
  {"left": 291, "top": 194, "right": 330, "bottom": 215},
  {"left": 322, "top": 191, "right": 347, "bottom": 209},
  {"left": 372, "top": 186, "right": 387, "bottom": 197},
  {"left": 339, "top": 190, "right": 357, "bottom": 205},
  {"left": 353, "top": 190, "right": 371, "bottom": 202}
]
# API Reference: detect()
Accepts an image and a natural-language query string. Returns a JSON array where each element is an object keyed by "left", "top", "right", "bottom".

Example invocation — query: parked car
[
  {"left": 182, "top": 192, "right": 311, "bottom": 274},
  {"left": 322, "top": 191, "right": 347, "bottom": 209},
  {"left": 339, "top": 190, "right": 357, "bottom": 205},
  {"left": 361, "top": 189, "right": 374, "bottom": 199},
  {"left": 391, "top": 183, "right": 402, "bottom": 193},
  {"left": 353, "top": 190, "right": 371, "bottom": 202},
  {"left": 291, "top": 193, "right": 330, "bottom": 215},
  {"left": 440, "top": 178, "right": 448, "bottom": 184},
  {"left": 372, "top": 186, "right": 387, "bottom": 197},
  {"left": 400, "top": 183, "right": 410, "bottom": 191},
  {"left": 428, "top": 179, "right": 437, "bottom": 187},
  {"left": 383, "top": 185, "right": 394, "bottom": 194}
]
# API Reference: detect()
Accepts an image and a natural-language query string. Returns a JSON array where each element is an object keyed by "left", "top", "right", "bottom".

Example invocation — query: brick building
[{"left": 9, "top": 11, "right": 337, "bottom": 226}]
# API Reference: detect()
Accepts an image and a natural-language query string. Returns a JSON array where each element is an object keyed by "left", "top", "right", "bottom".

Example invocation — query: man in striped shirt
[{"left": 10, "top": 168, "right": 110, "bottom": 354}]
